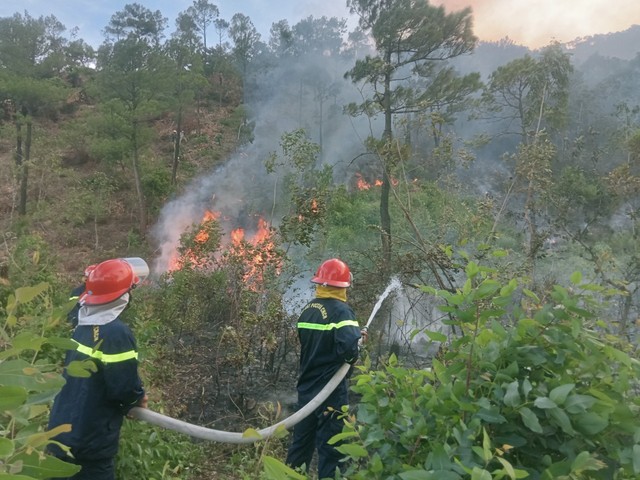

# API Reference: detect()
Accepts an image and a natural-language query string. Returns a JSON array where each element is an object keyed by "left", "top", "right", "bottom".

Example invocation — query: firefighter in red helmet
[
  {"left": 286, "top": 258, "right": 366, "bottom": 479},
  {"left": 48, "top": 258, "right": 148, "bottom": 480}
]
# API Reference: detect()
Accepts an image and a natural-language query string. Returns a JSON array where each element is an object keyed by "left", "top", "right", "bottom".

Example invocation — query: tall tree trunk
[
  {"left": 23, "top": 120, "right": 32, "bottom": 214},
  {"left": 380, "top": 64, "right": 393, "bottom": 277},
  {"left": 318, "top": 95, "right": 324, "bottom": 159},
  {"left": 131, "top": 126, "right": 147, "bottom": 235},
  {"left": 172, "top": 109, "right": 183, "bottom": 185},
  {"left": 15, "top": 121, "right": 27, "bottom": 216}
]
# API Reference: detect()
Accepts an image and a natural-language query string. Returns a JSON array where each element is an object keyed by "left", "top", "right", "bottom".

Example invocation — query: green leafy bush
[
  {"left": 337, "top": 263, "right": 640, "bottom": 479},
  {"left": 116, "top": 421, "right": 201, "bottom": 480},
  {"left": 0, "top": 283, "right": 81, "bottom": 479}
]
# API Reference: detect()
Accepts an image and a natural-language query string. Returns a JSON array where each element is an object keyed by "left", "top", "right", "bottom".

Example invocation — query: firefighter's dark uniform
[
  {"left": 66, "top": 283, "right": 85, "bottom": 328},
  {"left": 286, "top": 294, "right": 361, "bottom": 479},
  {"left": 48, "top": 317, "right": 145, "bottom": 480}
]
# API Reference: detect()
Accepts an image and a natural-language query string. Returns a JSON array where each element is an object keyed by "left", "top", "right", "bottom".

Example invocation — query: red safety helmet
[
  {"left": 84, "top": 264, "right": 97, "bottom": 278},
  {"left": 80, "top": 259, "right": 139, "bottom": 305},
  {"left": 311, "top": 258, "right": 352, "bottom": 288}
]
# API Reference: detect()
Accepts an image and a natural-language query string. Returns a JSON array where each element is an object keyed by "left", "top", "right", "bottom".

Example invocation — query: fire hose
[
  {"left": 128, "top": 362, "right": 351, "bottom": 444},
  {"left": 128, "top": 276, "right": 401, "bottom": 443}
]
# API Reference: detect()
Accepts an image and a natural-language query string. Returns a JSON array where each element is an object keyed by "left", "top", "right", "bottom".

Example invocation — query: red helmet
[
  {"left": 80, "top": 259, "right": 139, "bottom": 305},
  {"left": 311, "top": 258, "right": 352, "bottom": 288}
]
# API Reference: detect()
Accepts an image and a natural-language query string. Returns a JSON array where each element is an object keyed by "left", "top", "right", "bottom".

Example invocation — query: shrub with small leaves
[{"left": 337, "top": 261, "right": 640, "bottom": 479}]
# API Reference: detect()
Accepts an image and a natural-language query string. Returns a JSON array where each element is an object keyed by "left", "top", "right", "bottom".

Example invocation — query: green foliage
[
  {"left": 266, "top": 129, "right": 335, "bottom": 247},
  {"left": 60, "top": 173, "right": 118, "bottom": 229},
  {"left": 3, "top": 234, "right": 57, "bottom": 297},
  {"left": 483, "top": 43, "right": 573, "bottom": 140},
  {"left": 553, "top": 166, "right": 615, "bottom": 226},
  {"left": 1, "top": 279, "right": 205, "bottom": 480},
  {"left": 335, "top": 260, "right": 640, "bottom": 479},
  {"left": 142, "top": 167, "right": 173, "bottom": 216},
  {"left": 0, "top": 283, "right": 81, "bottom": 479},
  {"left": 116, "top": 421, "right": 201, "bottom": 480}
]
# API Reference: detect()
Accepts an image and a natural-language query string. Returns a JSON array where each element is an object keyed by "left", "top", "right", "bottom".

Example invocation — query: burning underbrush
[{"left": 148, "top": 211, "right": 299, "bottom": 434}]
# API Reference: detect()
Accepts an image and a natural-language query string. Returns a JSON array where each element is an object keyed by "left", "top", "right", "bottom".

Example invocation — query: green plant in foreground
[
  {"left": 336, "top": 262, "right": 640, "bottom": 479},
  {"left": 0, "top": 283, "right": 80, "bottom": 479}
]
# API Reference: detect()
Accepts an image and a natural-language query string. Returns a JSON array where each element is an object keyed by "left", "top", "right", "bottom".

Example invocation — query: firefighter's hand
[
  {"left": 137, "top": 394, "right": 148, "bottom": 409},
  {"left": 126, "top": 395, "right": 148, "bottom": 419},
  {"left": 360, "top": 329, "right": 368, "bottom": 344}
]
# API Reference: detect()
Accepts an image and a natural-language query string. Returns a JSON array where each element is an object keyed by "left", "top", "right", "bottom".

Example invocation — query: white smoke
[{"left": 151, "top": 43, "right": 381, "bottom": 275}]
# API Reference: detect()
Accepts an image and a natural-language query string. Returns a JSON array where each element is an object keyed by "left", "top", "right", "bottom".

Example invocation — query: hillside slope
[{"left": 0, "top": 93, "right": 243, "bottom": 288}]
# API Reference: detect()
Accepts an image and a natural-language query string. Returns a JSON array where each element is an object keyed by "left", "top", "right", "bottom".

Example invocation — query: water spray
[
  {"left": 361, "top": 276, "right": 402, "bottom": 334},
  {"left": 129, "top": 277, "right": 404, "bottom": 443}
]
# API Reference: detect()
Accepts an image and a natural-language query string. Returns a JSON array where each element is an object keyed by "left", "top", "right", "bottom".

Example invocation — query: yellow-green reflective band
[
  {"left": 69, "top": 296, "right": 80, "bottom": 301},
  {"left": 73, "top": 340, "right": 138, "bottom": 364},
  {"left": 297, "top": 320, "right": 360, "bottom": 331}
]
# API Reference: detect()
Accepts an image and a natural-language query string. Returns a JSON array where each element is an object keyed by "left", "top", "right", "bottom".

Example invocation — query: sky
[{"left": 2, "top": 0, "right": 639, "bottom": 50}]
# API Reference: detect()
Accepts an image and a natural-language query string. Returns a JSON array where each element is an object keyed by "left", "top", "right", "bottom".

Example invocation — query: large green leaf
[
  {"left": 519, "top": 407, "right": 543, "bottom": 433},
  {"left": 533, "top": 397, "right": 557, "bottom": 409},
  {"left": 548, "top": 408, "right": 575, "bottom": 435},
  {"left": 563, "top": 394, "right": 597, "bottom": 414},
  {"left": 0, "top": 360, "right": 42, "bottom": 390},
  {"left": 262, "top": 455, "right": 305, "bottom": 480},
  {"left": 574, "top": 412, "right": 608, "bottom": 435},
  {"left": 11, "top": 452, "right": 80, "bottom": 479},
  {"left": 503, "top": 381, "right": 521, "bottom": 407},
  {"left": 0, "top": 438, "right": 15, "bottom": 458},
  {"left": 11, "top": 333, "right": 45, "bottom": 352},
  {"left": 475, "top": 408, "right": 507, "bottom": 424},
  {"left": 66, "top": 360, "right": 97, "bottom": 378},
  {"left": 549, "top": 384, "right": 574, "bottom": 405},
  {"left": 45, "top": 337, "right": 77, "bottom": 350},
  {"left": 0, "top": 386, "right": 28, "bottom": 410},
  {"left": 399, "top": 470, "right": 434, "bottom": 480},
  {"left": 471, "top": 466, "right": 492, "bottom": 480},
  {"left": 14, "top": 284, "right": 49, "bottom": 305},
  {"left": 336, "top": 443, "right": 368, "bottom": 458}
]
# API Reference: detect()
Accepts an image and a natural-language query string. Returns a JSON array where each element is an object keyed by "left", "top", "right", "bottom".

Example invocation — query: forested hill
[
  {"left": 567, "top": 24, "right": 640, "bottom": 64},
  {"left": 0, "top": 5, "right": 637, "bottom": 287}
]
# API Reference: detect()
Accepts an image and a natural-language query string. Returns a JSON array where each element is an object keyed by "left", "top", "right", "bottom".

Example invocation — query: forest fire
[
  {"left": 168, "top": 211, "right": 280, "bottom": 289},
  {"left": 354, "top": 173, "right": 398, "bottom": 190},
  {"left": 167, "top": 210, "right": 220, "bottom": 271},
  {"left": 229, "top": 217, "right": 281, "bottom": 288}
]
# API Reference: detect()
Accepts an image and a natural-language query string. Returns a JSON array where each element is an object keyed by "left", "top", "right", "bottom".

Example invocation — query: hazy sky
[{"left": 2, "top": 0, "right": 639, "bottom": 49}]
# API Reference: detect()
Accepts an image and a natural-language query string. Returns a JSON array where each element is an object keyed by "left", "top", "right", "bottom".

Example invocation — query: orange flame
[
  {"left": 168, "top": 210, "right": 221, "bottom": 271},
  {"left": 168, "top": 210, "right": 281, "bottom": 292},
  {"left": 354, "top": 173, "right": 400, "bottom": 190},
  {"left": 355, "top": 173, "right": 371, "bottom": 190},
  {"left": 230, "top": 217, "right": 280, "bottom": 289}
]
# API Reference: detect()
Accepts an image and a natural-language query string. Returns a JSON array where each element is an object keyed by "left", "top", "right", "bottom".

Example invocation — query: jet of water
[{"left": 363, "top": 276, "right": 402, "bottom": 330}]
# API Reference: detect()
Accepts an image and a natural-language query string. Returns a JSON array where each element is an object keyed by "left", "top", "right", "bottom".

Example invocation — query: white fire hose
[
  {"left": 128, "top": 274, "right": 400, "bottom": 443},
  {"left": 128, "top": 362, "right": 351, "bottom": 444}
]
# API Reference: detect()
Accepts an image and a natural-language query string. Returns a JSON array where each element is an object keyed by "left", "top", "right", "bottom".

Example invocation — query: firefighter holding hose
[
  {"left": 286, "top": 258, "right": 367, "bottom": 479},
  {"left": 47, "top": 258, "right": 148, "bottom": 480}
]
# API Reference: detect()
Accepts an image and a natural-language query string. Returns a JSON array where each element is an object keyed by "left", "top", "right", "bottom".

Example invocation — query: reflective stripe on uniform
[
  {"left": 297, "top": 320, "right": 360, "bottom": 331},
  {"left": 72, "top": 339, "right": 138, "bottom": 364}
]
